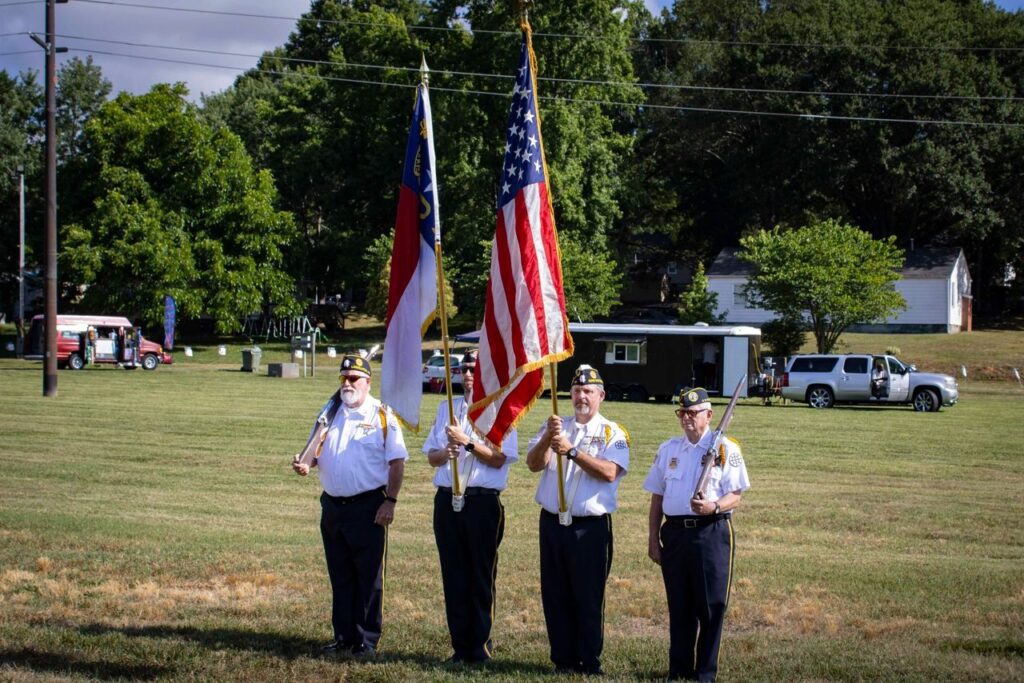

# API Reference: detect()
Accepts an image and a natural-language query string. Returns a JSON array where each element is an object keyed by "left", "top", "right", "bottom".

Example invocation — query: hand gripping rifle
[
  {"left": 295, "top": 398, "right": 341, "bottom": 470},
  {"left": 692, "top": 374, "right": 747, "bottom": 502}
]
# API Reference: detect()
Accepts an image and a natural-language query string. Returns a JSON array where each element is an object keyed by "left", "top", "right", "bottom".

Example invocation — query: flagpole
[
  {"left": 518, "top": 4, "right": 568, "bottom": 519},
  {"left": 422, "top": 56, "right": 462, "bottom": 503}
]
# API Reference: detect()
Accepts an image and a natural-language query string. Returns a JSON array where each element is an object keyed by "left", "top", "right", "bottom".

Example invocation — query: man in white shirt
[
  {"left": 423, "top": 350, "right": 518, "bottom": 664},
  {"left": 644, "top": 387, "right": 750, "bottom": 682},
  {"left": 292, "top": 353, "right": 407, "bottom": 658},
  {"left": 526, "top": 365, "right": 630, "bottom": 675}
]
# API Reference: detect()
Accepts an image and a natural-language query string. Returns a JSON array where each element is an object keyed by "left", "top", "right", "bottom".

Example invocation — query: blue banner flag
[{"left": 164, "top": 296, "right": 176, "bottom": 349}]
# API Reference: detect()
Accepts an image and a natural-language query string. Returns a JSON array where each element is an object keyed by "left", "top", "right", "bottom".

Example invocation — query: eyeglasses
[
  {"left": 461, "top": 366, "right": 475, "bottom": 374},
  {"left": 675, "top": 408, "right": 709, "bottom": 418},
  {"left": 339, "top": 374, "right": 365, "bottom": 384}
]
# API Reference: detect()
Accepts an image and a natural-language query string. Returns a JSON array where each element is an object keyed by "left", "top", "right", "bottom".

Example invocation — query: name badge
[{"left": 668, "top": 457, "right": 679, "bottom": 470}]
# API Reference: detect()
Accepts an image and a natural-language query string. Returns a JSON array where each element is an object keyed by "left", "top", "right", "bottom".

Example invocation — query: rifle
[
  {"left": 692, "top": 374, "right": 747, "bottom": 502},
  {"left": 294, "top": 396, "right": 341, "bottom": 470}
]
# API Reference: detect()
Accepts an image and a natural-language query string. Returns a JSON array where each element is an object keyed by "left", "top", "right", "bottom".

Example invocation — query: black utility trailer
[{"left": 555, "top": 323, "right": 761, "bottom": 402}]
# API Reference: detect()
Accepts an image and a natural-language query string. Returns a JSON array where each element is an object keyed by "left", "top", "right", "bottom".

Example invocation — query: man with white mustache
[
  {"left": 292, "top": 353, "right": 407, "bottom": 659},
  {"left": 526, "top": 365, "right": 630, "bottom": 676}
]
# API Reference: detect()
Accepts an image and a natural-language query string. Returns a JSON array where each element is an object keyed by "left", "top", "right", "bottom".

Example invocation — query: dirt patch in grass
[{"left": 1, "top": 566, "right": 301, "bottom": 624}]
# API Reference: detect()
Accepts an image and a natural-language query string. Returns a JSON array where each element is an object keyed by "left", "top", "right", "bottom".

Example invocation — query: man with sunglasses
[
  {"left": 292, "top": 353, "right": 407, "bottom": 659},
  {"left": 644, "top": 387, "right": 750, "bottom": 682},
  {"left": 423, "top": 349, "right": 518, "bottom": 664}
]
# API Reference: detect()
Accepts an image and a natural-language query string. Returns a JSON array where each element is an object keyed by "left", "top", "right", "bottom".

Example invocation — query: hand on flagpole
[{"left": 445, "top": 424, "right": 471, "bottom": 448}]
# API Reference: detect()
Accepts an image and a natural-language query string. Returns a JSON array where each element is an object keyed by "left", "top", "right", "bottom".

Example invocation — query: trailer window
[{"left": 610, "top": 343, "right": 640, "bottom": 364}]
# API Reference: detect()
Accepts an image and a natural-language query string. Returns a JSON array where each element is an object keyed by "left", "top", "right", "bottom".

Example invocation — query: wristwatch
[
  {"left": 714, "top": 502, "right": 721, "bottom": 514},
  {"left": 566, "top": 447, "right": 578, "bottom": 460},
  {"left": 465, "top": 442, "right": 476, "bottom": 453}
]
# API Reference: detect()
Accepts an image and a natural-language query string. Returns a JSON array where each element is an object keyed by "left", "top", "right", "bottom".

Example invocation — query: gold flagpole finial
[
  {"left": 420, "top": 53, "right": 429, "bottom": 86},
  {"left": 517, "top": 0, "right": 532, "bottom": 30}
]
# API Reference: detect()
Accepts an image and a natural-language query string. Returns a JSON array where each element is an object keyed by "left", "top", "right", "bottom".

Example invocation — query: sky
[{"left": 2, "top": 0, "right": 1023, "bottom": 101}]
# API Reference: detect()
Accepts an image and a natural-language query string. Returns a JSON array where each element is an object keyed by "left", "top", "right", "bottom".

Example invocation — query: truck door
[
  {"left": 837, "top": 356, "right": 870, "bottom": 400},
  {"left": 885, "top": 356, "right": 911, "bottom": 402}
]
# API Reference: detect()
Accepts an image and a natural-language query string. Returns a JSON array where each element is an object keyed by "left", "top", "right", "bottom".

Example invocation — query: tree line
[{"left": 2, "top": 0, "right": 1022, "bottom": 333}]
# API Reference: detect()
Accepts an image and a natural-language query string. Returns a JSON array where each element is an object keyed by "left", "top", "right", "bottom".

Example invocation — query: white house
[{"left": 706, "top": 246, "right": 973, "bottom": 333}]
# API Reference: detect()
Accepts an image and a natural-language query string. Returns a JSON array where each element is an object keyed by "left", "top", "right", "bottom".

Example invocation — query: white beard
[
  {"left": 575, "top": 404, "right": 592, "bottom": 418},
  {"left": 341, "top": 388, "right": 360, "bottom": 407}
]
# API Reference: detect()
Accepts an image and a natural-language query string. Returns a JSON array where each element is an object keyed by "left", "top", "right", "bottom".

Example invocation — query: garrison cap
[
  {"left": 339, "top": 354, "right": 372, "bottom": 378},
  {"left": 461, "top": 349, "right": 478, "bottom": 366},
  {"left": 572, "top": 364, "right": 604, "bottom": 386},
  {"left": 678, "top": 387, "right": 710, "bottom": 407}
]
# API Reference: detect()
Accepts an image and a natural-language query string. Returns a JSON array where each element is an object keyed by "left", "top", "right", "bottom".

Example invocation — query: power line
[
  {"left": 71, "top": 0, "right": 1024, "bottom": 53},
  {"left": 55, "top": 34, "right": 1024, "bottom": 103},
  {"left": 0, "top": 50, "right": 38, "bottom": 56},
  {"left": 0, "top": 1, "right": 43, "bottom": 6},
  {"left": 66, "top": 47, "right": 1024, "bottom": 129}
]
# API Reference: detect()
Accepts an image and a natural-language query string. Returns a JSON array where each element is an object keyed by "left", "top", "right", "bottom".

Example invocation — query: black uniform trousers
[
  {"left": 320, "top": 488, "right": 387, "bottom": 649},
  {"left": 539, "top": 510, "right": 613, "bottom": 673},
  {"left": 433, "top": 487, "right": 505, "bottom": 662},
  {"left": 660, "top": 515, "right": 735, "bottom": 682}
]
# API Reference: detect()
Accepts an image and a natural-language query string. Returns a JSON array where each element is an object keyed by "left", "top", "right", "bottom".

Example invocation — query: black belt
[
  {"left": 437, "top": 486, "right": 500, "bottom": 496},
  {"left": 541, "top": 509, "right": 608, "bottom": 522},
  {"left": 665, "top": 513, "right": 731, "bottom": 528},
  {"left": 323, "top": 487, "right": 385, "bottom": 504}
]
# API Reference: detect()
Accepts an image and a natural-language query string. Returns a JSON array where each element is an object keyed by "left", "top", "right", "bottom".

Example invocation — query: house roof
[
  {"left": 707, "top": 247, "right": 752, "bottom": 277},
  {"left": 707, "top": 246, "right": 965, "bottom": 280}
]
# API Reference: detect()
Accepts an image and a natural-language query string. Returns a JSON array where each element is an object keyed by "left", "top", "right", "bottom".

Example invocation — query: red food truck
[{"left": 25, "top": 314, "right": 173, "bottom": 370}]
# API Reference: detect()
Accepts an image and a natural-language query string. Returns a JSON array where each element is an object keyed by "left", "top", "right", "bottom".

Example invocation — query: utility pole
[
  {"left": 30, "top": 0, "right": 68, "bottom": 396},
  {"left": 17, "top": 164, "right": 25, "bottom": 358}
]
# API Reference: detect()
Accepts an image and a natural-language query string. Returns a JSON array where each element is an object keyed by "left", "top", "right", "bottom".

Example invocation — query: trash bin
[{"left": 241, "top": 347, "right": 262, "bottom": 373}]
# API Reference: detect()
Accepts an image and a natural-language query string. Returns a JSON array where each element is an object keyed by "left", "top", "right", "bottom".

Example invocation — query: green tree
[
  {"left": 631, "top": 0, "right": 1024, "bottom": 316},
  {"left": 759, "top": 316, "right": 807, "bottom": 358},
  {"left": 739, "top": 219, "right": 906, "bottom": 353},
  {"left": 677, "top": 262, "right": 725, "bottom": 325},
  {"left": 0, "top": 71, "right": 42, "bottom": 322},
  {"left": 56, "top": 56, "right": 111, "bottom": 162},
  {"left": 206, "top": 0, "right": 641, "bottom": 317},
  {"left": 558, "top": 236, "right": 622, "bottom": 322},
  {"left": 60, "top": 84, "right": 298, "bottom": 332}
]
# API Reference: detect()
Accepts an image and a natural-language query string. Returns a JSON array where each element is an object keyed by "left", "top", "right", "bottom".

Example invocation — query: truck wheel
[
  {"left": 626, "top": 385, "right": 648, "bottom": 403},
  {"left": 68, "top": 353, "right": 84, "bottom": 370},
  {"left": 604, "top": 384, "right": 622, "bottom": 401},
  {"left": 912, "top": 388, "right": 940, "bottom": 412},
  {"left": 142, "top": 354, "right": 159, "bottom": 371},
  {"left": 806, "top": 385, "right": 834, "bottom": 409}
]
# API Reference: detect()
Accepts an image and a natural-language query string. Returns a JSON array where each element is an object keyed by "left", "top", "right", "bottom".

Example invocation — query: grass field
[{"left": 1, "top": 355, "right": 1023, "bottom": 681}]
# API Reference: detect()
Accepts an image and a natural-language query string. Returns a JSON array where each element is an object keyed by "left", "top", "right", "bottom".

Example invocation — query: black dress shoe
[
  {"left": 321, "top": 640, "right": 347, "bottom": 657},
  {"left": 444, "top": 654, "right": 465, "bottom": 664},
  {"left": 349, "top": 643, "right": 376, "bottom": 658}
]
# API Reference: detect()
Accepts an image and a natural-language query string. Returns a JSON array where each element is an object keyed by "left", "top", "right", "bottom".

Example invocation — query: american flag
[{"left": 469, "top": 27, "right": 574, "bottom": 446}]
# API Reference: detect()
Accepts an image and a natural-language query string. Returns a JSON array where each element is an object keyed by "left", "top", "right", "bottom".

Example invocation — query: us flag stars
[{"left": 499, "top": 42, "right": 545, "bottom": 207}]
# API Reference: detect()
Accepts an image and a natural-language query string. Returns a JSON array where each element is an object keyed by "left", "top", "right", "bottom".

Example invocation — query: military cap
[
  {"left": 572, "top": 364, "right": 604, "bottom": 386},
  {"left": 678, "top": 386, "right": 710, "bottom": 408},
  {"left": 461, "top": 349, "right": 478, "bottom": 367},
  {"left": 339, "top": 353, "right": 372, "bottom": 378}
]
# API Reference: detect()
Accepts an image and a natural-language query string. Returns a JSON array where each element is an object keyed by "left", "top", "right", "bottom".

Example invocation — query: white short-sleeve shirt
[
  {"left": 422, "top": 395, "right": 518, "bottom": 490},
  {"left": 643, "top": 428, "right": 749, "bottom": 516},
  {"left": 528, "top": 413, "right": 629, "bottom": 516},
  {"left": 317, "top": 396, "right": 407, "bottom": 497}
]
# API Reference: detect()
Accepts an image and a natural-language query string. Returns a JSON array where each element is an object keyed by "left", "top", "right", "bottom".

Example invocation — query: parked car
[
  {"left": 25, "top": 314, "right": 173, "bottom": 370},
  {"left": 779, "top": 354, "right": 957, "bottom": 411},
  {"left": 422, "top": 352, "right": 464, "bottom": 391}
]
